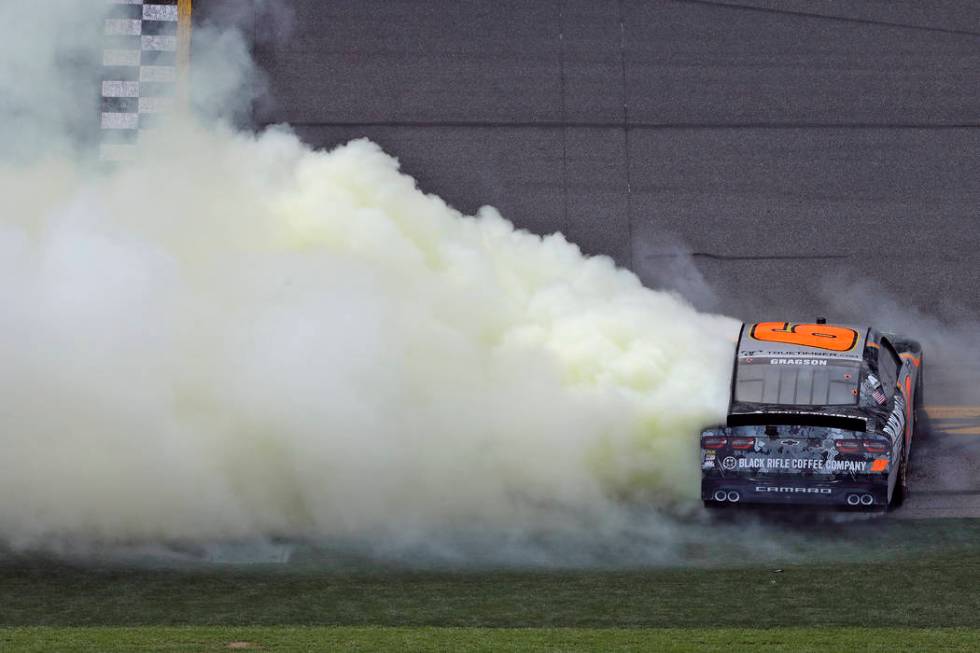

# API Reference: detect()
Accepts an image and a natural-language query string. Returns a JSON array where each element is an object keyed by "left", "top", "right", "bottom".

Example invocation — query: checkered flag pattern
[{"left": 100, "top": 0, "right": 184, "bottom": 161}]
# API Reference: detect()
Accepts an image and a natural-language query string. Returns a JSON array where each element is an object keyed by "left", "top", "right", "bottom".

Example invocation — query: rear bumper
[{"left": 701, "top": 474, "right": 889, "bottom": 508}]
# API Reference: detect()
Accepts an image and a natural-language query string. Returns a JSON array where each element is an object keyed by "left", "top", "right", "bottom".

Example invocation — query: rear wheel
[
  {"left": 891, "top": 452, "right": 909, "bottom": 509},
  {"left": 913, "top": 356, "right": 927, "bottom": 439}
]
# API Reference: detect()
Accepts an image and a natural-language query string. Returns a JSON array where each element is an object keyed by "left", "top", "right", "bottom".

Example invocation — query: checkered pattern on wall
[{"left": 100, "top": 0, "right": 186, "bottom": 160}]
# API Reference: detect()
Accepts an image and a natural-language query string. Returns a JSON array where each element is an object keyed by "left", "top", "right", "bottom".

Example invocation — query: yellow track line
[
  {"left": 924, "top": 406, "right": 980, "bottom": 419},
  {"left": 924, "top": 405, "right": 980, "bottom": 435},
  {"left": 176, "top": 0, "right": 192, "bottom": 106}
]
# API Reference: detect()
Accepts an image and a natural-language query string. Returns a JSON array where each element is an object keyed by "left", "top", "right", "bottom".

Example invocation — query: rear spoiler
[{"left": 726, "top": 412, "right": 867, "bottom": 432}]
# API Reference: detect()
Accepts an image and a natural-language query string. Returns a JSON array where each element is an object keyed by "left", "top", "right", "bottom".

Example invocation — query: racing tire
[
  {"left": 702, "top": 500, "right": 738, "bottom": 521},
  {"left": 890, "top": 452, "right": 909, "bottom": 509},
  {"left": 702, "top": 500, "right": 740, "bottom": 515},
  {"left": 913, "top": 356, "right": 928, "bottom": 439}
]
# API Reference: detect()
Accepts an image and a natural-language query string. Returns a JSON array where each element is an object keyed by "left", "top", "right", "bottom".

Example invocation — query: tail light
[
  {"left": 835, "top": 440, "right": 888, "bottom": 454},
  {"left": 862, "top": 440, "right": 889, "bottom": 454},
  {"left": 731, "top": 437, "right": 756, "bottom": 450},
  {"left": 834, "top": 440, "right": 862, "bottom": 454},
  {"left": 701, "top": 436, "right": 727, "bottom": 449}
]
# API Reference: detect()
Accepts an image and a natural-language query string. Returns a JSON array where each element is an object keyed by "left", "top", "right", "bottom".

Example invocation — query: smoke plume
[{"left": 0, "top": 2, "right": 740, "bottom": 557}]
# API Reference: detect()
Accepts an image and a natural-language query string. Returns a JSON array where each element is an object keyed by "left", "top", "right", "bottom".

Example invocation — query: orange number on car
[{"left": 750, "top": 322, "right": 858, "bottom": 352}]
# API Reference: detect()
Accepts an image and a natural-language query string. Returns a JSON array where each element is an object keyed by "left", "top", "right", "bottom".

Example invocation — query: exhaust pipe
[
  {"left": 846, "top": 494, "right": 861, "bottom": 506},
  {"left": 726, "top": 490, "right": 741, "bottom": 503},
  {"left": 860, "top": 494, "right": 874, "bottom": 506},
  {"left": 713, "top": 489, "right": 729, "bottom": 502}
]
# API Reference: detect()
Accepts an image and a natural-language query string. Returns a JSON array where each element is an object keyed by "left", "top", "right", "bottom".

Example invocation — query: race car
[{"left": 701, "top": 320, "right": 923, "bottom": 510}]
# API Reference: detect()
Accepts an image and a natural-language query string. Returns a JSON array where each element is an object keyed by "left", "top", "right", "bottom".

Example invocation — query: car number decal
[{"left": 750, "top": 322, "right": 859, "bottom": 352}]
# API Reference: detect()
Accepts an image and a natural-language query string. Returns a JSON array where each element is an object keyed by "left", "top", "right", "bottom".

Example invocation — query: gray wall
[{"left": 209, "top": 0, "right": 980, "bottom": 322}]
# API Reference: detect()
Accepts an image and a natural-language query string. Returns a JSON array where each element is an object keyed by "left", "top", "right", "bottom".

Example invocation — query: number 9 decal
[{"left": 750, "top": 322, "right": 858, "bottom": 352}]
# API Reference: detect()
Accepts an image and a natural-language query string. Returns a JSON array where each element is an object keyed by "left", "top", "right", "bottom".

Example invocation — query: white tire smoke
[
  {"left": 0, "top": 1, "right": 739, "bottom": 553},
  {"left": 0, "top": 124, "right": 738, "bottom": 545}
]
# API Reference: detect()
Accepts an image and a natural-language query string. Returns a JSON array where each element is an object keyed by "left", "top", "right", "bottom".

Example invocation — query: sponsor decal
[
  {"left": 755, "top": 486, "right": 833, "bottom": 494},
  {"left": 769, "top": 358, "right": 828, "bottom": 366},
  {"left": 883, "top": 395, "right": 906, "bottom": 441},
  {"left": 779, "top": 439, "right": 800, "bottom": 446},
  {"left": 702, "top": 451, "right": 716, "bottom": 470},
  {"left": 721, "top": 456, "right": 738, "bottom": 470},
  {"left": 735, "top": 457, "right": 868, "bottom": 472}
]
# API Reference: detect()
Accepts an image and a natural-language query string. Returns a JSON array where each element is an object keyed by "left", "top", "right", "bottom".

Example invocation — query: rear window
[{"left": 734, "top": 357, "right": 860, "bottom": 406}]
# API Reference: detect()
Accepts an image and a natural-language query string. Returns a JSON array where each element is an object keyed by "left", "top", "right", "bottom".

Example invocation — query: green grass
[
  {"left": 2, "top": 627, "right": 980, "bottom": 652},
  {"left": 0, "top": 627, "right": 980, "bottom": 653},
  {"left": 2, "top": 549, "right": 979, "bottom": 628},
  {"left": 2, "top": 520, "right": 978, "bottom": 651}
]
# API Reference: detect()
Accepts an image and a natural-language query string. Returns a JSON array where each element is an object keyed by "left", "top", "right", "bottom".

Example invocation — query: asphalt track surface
[{"left": 199, "top": 0, "right": 980, "bottom": 518}]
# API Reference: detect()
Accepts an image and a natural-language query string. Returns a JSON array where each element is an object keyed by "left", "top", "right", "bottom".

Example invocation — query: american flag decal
[{"left": 872, "top": 387, "right": 887, "bottom": 405}]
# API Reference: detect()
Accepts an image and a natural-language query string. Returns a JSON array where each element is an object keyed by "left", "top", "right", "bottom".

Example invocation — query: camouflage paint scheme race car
[{"left": 701, "top": 321, "right": 923, "bottom": 511}]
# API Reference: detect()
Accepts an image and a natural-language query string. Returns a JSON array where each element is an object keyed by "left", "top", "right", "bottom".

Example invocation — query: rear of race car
[{"left": 700, "top": 419, "right": 895, "bottom": 509}]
